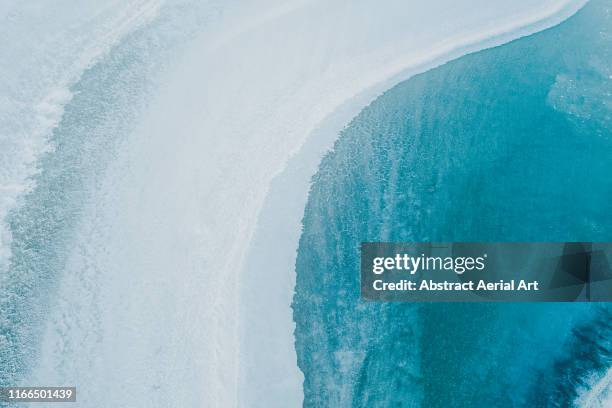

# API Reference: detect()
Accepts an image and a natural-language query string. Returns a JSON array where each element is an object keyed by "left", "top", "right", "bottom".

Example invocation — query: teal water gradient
[{"left": 294, "top": 0, "right": 612, "bottom": 406}]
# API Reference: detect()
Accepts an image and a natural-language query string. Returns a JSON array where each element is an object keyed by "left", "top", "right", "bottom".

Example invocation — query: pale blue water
[
  {"left": 294, "top": 0, "right": 612, "bottom": 406},
  {"left": 0, "top": 1, "right": 219, "bottom": 393}
]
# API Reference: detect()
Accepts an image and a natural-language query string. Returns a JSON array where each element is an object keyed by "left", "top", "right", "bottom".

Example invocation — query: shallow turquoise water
[{"left": 294, "top": 0, "right": 612, "bottom": 406}]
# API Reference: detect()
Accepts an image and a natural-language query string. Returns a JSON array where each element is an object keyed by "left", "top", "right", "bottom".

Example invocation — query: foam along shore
[
  {"left": 25, "top": 0, "right": 588, "bottom": 407},
  {"left": 0, "top": 0, "right": 161, "bottom": 271},
  {"left": 576, "top": 366, "right": 612, "bottom": 408}
]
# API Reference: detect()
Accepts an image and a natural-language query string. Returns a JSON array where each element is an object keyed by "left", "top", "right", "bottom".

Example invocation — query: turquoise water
[{"left": 294, "top": 0, "right": 612, "bottom": 406}]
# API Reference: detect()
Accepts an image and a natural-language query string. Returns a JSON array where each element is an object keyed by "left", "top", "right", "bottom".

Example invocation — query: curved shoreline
[
  {"left": 240, "top": 0, "right": 589, "bottom": 405},
  {"left": 2, "top": 0, "right": 591, "bottom": 406}
]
